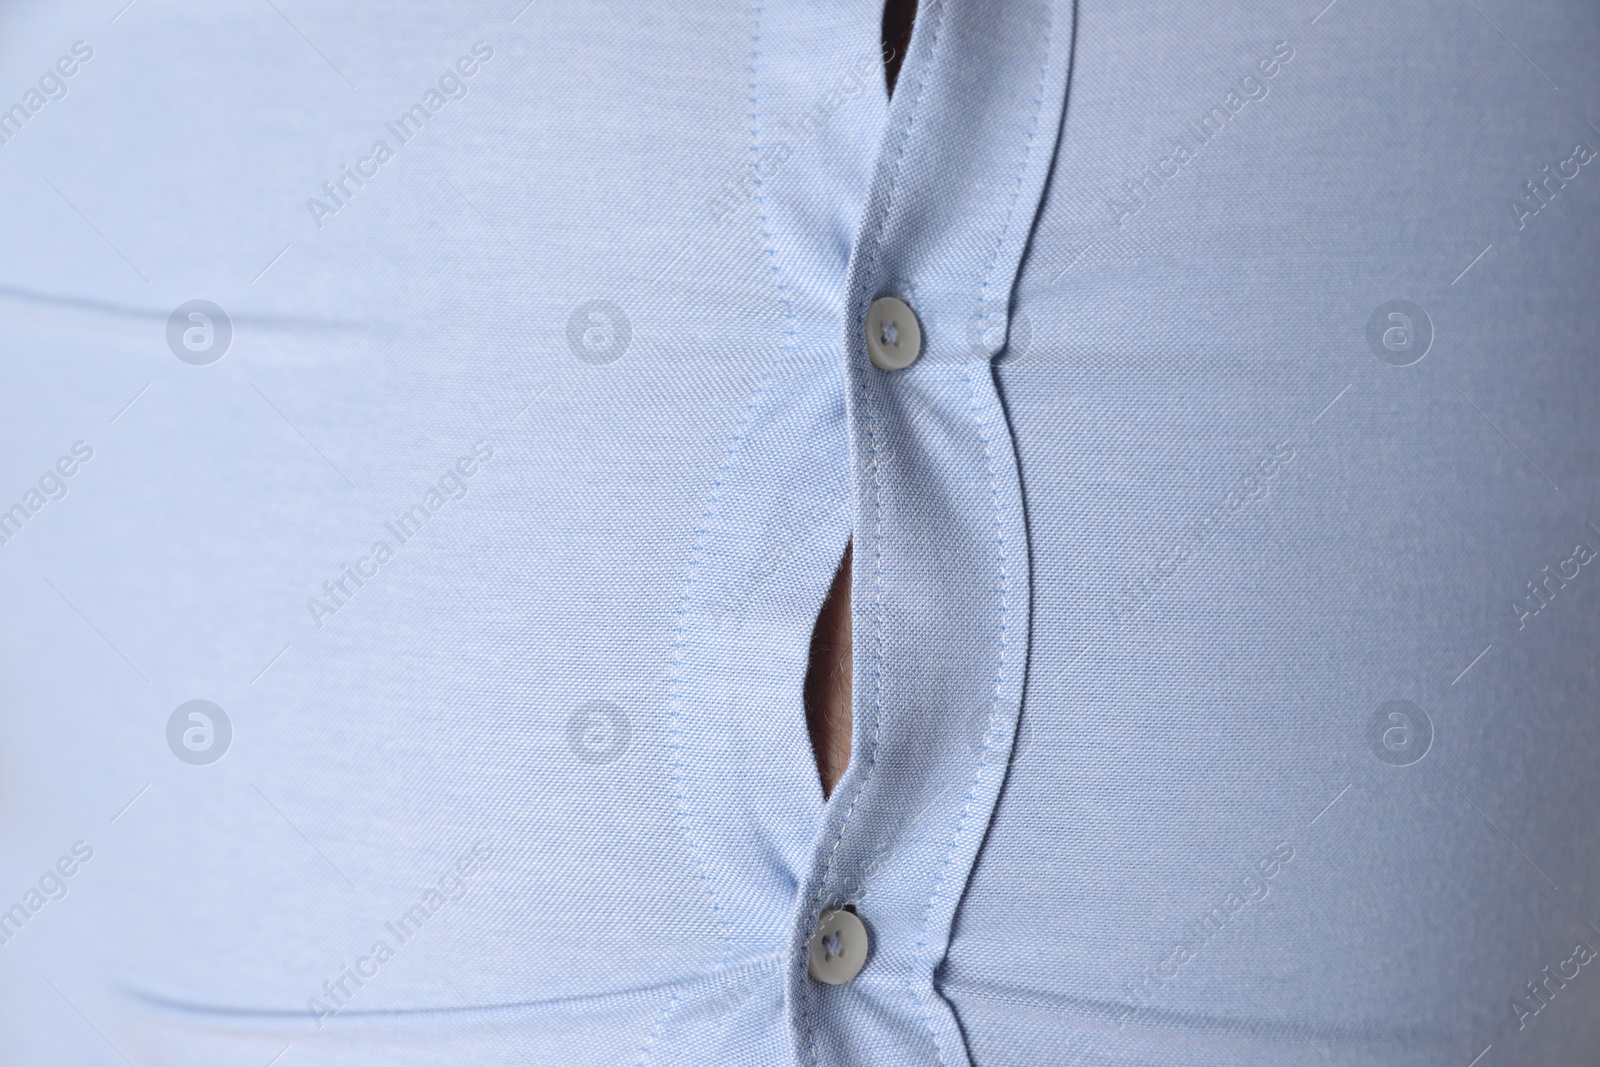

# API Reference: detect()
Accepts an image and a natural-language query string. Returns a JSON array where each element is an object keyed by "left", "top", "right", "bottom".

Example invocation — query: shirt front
[{"left": 1, "top": 1, "right": 1598, "bottom": 1065}]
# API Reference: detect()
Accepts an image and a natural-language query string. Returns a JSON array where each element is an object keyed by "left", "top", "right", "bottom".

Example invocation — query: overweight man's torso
[{"left": 1, "top": 1, "right": 1598, "bottom": 1064}]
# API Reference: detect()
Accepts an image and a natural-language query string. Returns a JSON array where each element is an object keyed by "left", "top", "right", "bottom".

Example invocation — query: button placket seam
[
  {"left": 798, "top": 372, "right": 890, "bottom": 1067},
  {"left": 851, "top": 0, "right": 948, "bottom": 338},
  {"left": 908, "top": 359, "right": 1022, "bottom": 1067},
  {"left": 900, "top": 0, "right": 1060, "bottom": 1061},
  {"left": 969, "top": 0, "right": 1062, "bottom": 351},
  {"left": 800, "top": 0, "right": 951, "bottom": 1063}
]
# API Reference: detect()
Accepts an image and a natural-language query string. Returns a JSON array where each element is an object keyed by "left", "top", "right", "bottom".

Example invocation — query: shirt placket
[{"left": 785, "top": 0, "right": 1077, "bottom": 1064}]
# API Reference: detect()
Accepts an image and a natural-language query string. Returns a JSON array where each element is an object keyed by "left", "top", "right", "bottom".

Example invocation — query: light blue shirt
[{"left": 2, "top": 1, "right": 1598, "bottom": 1063}]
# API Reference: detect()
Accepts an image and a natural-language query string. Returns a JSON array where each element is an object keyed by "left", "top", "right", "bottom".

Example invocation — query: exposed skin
[
  {"left": 881, "top": 0, "right": 916, "bottom": 95},
  {"left": 804, "top": 543, "right": 853, "bottom": 797},
  {"left": 802, "top": 2, "right": 917, "bottom": 798}
]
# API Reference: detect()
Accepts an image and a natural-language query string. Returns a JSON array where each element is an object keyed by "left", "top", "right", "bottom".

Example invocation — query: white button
[
  {"left": 865, "top": 296, "right": 921, "bottom": 371},
  {"left": 807, "top": 908, "right": 869, "bottom": 985}
]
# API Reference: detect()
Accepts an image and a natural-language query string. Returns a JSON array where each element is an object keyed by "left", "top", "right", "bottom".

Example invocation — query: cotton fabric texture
[{"left": 1, "top": 0, "right": 1598, "bottom": 1064}]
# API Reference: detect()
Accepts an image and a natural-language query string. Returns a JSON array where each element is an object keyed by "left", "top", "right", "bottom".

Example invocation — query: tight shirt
[{"left": 1, "top": 1, "right": 1598, "bottom": 1063}]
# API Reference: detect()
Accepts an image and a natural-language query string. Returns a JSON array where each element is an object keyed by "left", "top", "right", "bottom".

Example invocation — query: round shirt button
[
  {"left": 807, "top": 908, "right": 869, "bottom": 985},
  {"left": 865, "top": 296, "right": 921, "bottom": 371}
]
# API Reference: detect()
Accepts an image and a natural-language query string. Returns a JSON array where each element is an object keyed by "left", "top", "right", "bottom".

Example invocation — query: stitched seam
[
  {"left": 662, "top": 0, "right": 794, "bottom": 1024},
  {"left": 802, "top": 4, "right": 951, "bottom": 1065},
  {"left": 859, "top": 0, "right": 947, "bottom": 310},
  {"left": 632, "top": 989, "right": 682, "bottom": 1067},
  {"left": 634, "top": 950, "right": 788, "bottom": 1066},
  {"left": 902, "top": 0, "right": 1049, "bottom": 1062},
  {"left": 910, "top": 360, "right": 1014, "bottom": 1067},
  {"left": 802, "top": 374, "right": 888, "bottom": 1067},
  {"left": 911, "top": 11, "right": 1058, "bottom": 1059},
  {"left": 973, "top": 0, "right": 1059, "bottom": 342},
  {"left": 817, "top": 0, "right": 949, "bottom": 946},
  {"left": 729, "top": 7, "right": 836, "bottom": 1066},
  {"left": 662, "top": 364, "right": 774, "bottom": 962}
]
